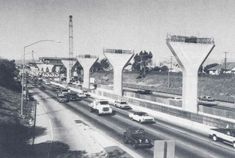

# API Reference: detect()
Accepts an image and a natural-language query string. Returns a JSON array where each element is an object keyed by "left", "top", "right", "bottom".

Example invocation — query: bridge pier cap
[
  {"left": 103, "top": 49, "right": 134, "bottom": 96},
  {"left": 61, "top": 58, "right": 77, "bottom": 83},
  {"left": 77, "top": 54, "right": 98, "bottom": 89},
  {"left": 166, "top": 35, "right": 215, "bottom": 113}
]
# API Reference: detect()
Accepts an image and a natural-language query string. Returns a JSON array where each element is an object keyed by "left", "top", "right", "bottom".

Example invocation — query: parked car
[
  {"left": 114, "top": 100, "right": 132, "bottom": 110},
  {"left": 123, "top": 127, "right": 153, "bottom": 149},
  {"left": 209, "top": 128, "right": 235, "bottom": 148},
  {"left": 129, "top": 111, "right": 155, "bottom": 123}
]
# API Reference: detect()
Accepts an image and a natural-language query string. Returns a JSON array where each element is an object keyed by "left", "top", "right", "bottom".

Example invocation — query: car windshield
[
  {"left": 136, "top": 112, "right": 147, "bottom": 116},
  {"left": 100, "top": 101, "right": 108, "bottom": 105},
  {"left": 120, "top": 102, "right": 127, "bottom": 104}
]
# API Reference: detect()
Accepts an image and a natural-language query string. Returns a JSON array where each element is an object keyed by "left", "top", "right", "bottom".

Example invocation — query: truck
[
  {"left": 123, "top": 127, "right": 153, "bottom": 149},
  {"left": 89, "top": 99, "right": 113, "bottom": 115},
  {"left": 209, "top": 128, "right": 235, "bottom": 148}
]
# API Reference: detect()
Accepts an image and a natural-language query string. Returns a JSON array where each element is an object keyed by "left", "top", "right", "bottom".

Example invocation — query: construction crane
[{"left": 69, "top": 15, "right": 74, "bottom": 80}]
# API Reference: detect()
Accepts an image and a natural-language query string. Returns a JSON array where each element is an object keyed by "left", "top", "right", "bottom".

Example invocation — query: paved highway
[{"left": 38, "top": 83, "right": 235, "bottom": 158}]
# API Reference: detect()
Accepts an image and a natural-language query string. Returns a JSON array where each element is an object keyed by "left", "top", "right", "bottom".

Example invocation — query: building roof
[{"left": 208, "top": 62, "right": 235, "bottom": 71}]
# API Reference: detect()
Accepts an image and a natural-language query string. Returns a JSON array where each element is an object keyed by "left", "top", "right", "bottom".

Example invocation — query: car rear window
[{"left": 100, "top": 101, "right": 109, "bottom": 105}]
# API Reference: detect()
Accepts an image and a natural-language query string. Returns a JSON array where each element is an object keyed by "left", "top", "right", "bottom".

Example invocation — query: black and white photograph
[{"left": 1, "top": 0, "right": 235, "bottom": 157}]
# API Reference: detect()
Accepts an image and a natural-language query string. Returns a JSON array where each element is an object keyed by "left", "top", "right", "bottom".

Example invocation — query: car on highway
[
  {"left": 209, "top": 128, "right": 235, "bottom": 148},
  {"left": 170, "top": 96, "right": 182, "bottom": 102},
  {"left": 67, "top": 92, "right": 80, "bottom": 101},
  {"left": 129, "top": 111, "right": 155, "bottom": 123},
  {"left": 77, "top": 91, "right": 87, "bottom": 98},
  {"left": 113, "top": 100, "right": 132, "bottom": 110},
  {"left": 198, "top": 95, "right": 217, "bottom": 106},
  {"left": 43, "top": 80, "right": 51, "bottom": 85},
  {"left": 136, "top": 89, "right": 152, "bottom": 95},
  {"left": 83, "top": 90, "right": 90, "bottom": 97},
  {"left": 123, "top": 127, "right": 153, "bottom": 149},
  {"left": 59, "top": 88, "right": 70, "bottom": 95},
  {"left": 89, "top": 99, "right": 113, "bottom": 115},
  {"left": 57, "top": 93, "right": 69, "bottom": 103}
]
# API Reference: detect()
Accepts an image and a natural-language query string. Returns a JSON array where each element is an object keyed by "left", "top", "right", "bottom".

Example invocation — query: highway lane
[
  {"left": 40, "top": 84, "right": 235, "bottom": 158},
  {"left": 123, "top": 87, "right": 235, "bottom": 110}
]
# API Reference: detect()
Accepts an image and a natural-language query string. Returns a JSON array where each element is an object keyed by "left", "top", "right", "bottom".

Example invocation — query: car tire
[{"left": 212, "top": 135, "right": 217, "bottom": 141}]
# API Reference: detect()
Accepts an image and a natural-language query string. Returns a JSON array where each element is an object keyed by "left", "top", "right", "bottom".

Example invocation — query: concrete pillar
[
  {"left": 36, "top": 63, "right": 47, "bottom": 76},
  {"left": 103, "top": 49, "right": 134, "bottom": 96},
  {"left": 166, "top": 35, "right": 215, "bottom": 113},
  {"left": 77, "top": 55, "right": 98, "bottom": 89},
  {"left": 61, "top": 59, "right": 77, "bottom": 83},
  {"left": 45, "top": 64, "right": 54, "bottom": 73},
  {"left": 154, "top": 140, "right": 175, "bottom": 158}
]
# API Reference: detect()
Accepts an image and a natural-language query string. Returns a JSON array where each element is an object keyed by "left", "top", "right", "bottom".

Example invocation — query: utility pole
[{"left": 224, "top": 52, "right": 228, "bottom": 71}]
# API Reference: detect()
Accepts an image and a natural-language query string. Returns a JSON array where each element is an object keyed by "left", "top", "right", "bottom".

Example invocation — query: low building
[{"left": 208, "top": 62, "right": 235, "bottom": 75}]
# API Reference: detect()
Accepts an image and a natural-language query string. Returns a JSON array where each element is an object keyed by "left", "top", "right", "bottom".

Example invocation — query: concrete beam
[
  {"left": 61, "top": 59, "right": 77, "bottom": 83},
  {"left": 77, "top": 55, "right": 98, "bottom": 89},
  {"left": 104, "top": 49, "right": 134, "bottom": 96},
  {"left": 166, "top": 35, "right": 215, "bottom": 113}
]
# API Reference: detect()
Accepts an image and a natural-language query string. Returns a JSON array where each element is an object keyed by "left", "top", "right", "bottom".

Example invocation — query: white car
[
  {"left": 77, "top": 92, "right": 86, "bottom": 98},
  {"left": 129, "top": 112, "right": 155, "bottom": 123},
  {"left": 209, "top": 128, "right": 235, "bottom": 148},
  {"left": 114, "top": 100, "right": 132, "bottom": 109}
]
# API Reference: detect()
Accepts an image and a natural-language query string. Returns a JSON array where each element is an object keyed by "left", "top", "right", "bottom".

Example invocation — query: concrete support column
[
  {"left": 104, "top": 49, "right": 134, "bottom": 96},
  {"left": 77, "top": 55, "right": 98, "bottom": 89},
  {"left": 166, "top": 35, "right": 215, "bottom": 113},
  {"left": 113, "top": 66, "right": 124, "bottom": 96},
  {"left": 182, "top": 70, "right": 198, "bottom": 112},
  {"left": 83, "top": 67, "right": 91, "bottom": 89},
  {"left": 61, "top": 59, "right": 77, "bottom": 83}
]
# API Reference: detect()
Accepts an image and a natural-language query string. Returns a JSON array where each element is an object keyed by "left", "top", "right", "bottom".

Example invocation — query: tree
[
  {"left": 0, "top": 59, "right": 21, "bottom": 91},
  {"left": 100, "top": 58, "right": 112, "bottom": 71},
  {"left": 132, "top": 50, "right": 153, "bottom": 78},
  {"left": 91, "top": 60, "right": 103, "bottom": 72}
]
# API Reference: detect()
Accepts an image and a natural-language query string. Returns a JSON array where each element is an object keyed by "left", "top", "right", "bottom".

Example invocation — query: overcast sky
[{"left": 0, "top": 0, "right": 235, "bottom": 65}]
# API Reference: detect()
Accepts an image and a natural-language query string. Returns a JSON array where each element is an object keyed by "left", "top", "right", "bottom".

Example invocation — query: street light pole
[{"left": 20, "top": 40, "right": 61, "bottom": 116}]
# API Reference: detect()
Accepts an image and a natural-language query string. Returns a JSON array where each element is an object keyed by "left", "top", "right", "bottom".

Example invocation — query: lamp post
[{"left": 21, "top": 40, "right": 61, "bottom": 116}]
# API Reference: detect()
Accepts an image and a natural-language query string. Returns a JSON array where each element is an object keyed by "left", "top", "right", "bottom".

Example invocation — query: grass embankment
[
  {"left": 92, "top": 72, "right": 235, "bottom": 102},
  {"left": 0, "top": 86, "right": 31, "bottom": 157}
]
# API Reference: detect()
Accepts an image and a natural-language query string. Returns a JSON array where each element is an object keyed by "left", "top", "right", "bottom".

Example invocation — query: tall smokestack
[{"left": 69, "top": 15, "right": 73, "bottom": 80}]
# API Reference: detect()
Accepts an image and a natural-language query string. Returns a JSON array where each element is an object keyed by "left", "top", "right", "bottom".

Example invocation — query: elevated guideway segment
[
  {"left": 61, "top": 58, "right": 77, "bottom": 83},
  {"left": 77, "top": 55, "right": 98, "bottom": 89},
  {"left": 166, "top": 35, "right": 215, "bottom": 113},
  {"left": 36, "top": 63, "right": 54, "bottom": 73},
  {"left": 103, "top": 49, "right": 134, "bottom": 96}
]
